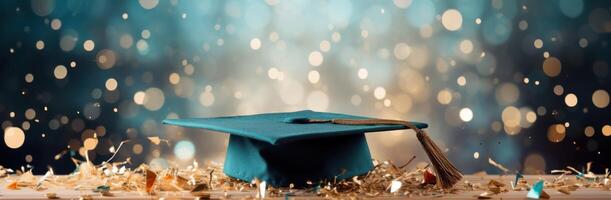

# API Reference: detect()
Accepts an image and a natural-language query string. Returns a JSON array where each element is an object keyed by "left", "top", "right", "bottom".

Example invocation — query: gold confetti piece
[
  {"left": 487, "top": 179, "right": 505, "bottom": 188},
  {"left": 423, "top": 170, "right": 437, "bottom": 185},
  {"left": 191, "top": 183, "right": 210, "bottom": 193},
  {"left": 79, "top": 194, "right": 93, "bottom": 200},
  {"left": 558, "top": 187, "right": 571, "bottom": 195},
  {"left": 488, "top": 158, "right": 509, "bottom": 173},
  {"left": 101, "top": 191, "right": 114, "bottom": 197},
  {"left": 1, "top": 158, "right": 610, "bottom": 199},
  {"left": 46, "top": 192, "right": 59, "bottom": 199},
  {"left": 489, "top": 186, "right": 501, "bottom": 194},
  {"left": 147, "top": 136, "right": 169, "bottom": 145},
  {"left": 540, "top": 190, "right": 551, "bottom": 199},
  {"left": 568, "top": 185, "right": 579, "bottom": 191},
  {"left": 6, "top": 181, "right": 19, "bottom": 190},
  {"left": 551, "top": 169, "right": 571, "bottom": 174},
  {"left": 146, "top": 169, "right": 157, "bottom": 194},
  {"left": 566, "top": 166, "right": 581, "bottom": 174},
  {"left": 477, "top": 191, "right": 493, "bottom": 199}
]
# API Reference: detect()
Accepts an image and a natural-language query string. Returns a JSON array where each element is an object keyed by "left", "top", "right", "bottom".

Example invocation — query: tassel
[{"left": 305, "top": 118, "right": 463, "bottom": 188}]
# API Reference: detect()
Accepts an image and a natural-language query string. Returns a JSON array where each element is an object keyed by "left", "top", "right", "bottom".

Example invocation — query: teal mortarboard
[{"left": 163, "top": 110, "right": 462, "bottom": 188}]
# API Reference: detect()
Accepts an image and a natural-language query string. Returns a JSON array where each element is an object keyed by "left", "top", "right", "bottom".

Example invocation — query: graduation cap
[{"left": 163, "top": 110, "right": 462, "bottom": 188}]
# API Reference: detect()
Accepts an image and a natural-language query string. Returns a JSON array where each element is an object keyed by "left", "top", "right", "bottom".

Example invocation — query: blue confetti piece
[
  {"left": 526, "top": 180, "right": 544, "bottom": 199},
  {"left": 94, "top": 185, "right": 111, "bottom": 193},
  {"left": 514, "top": 172, "right": 524, "bottom": 187}
]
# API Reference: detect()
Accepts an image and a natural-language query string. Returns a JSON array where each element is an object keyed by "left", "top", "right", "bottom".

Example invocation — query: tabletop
[{"left": 1, "top": 175, "right": 610, "bottom": 199}]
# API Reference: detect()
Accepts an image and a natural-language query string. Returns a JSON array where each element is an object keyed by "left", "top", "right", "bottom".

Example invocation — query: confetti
[
  {"left": 423, "top": 170, "right": 437, "bottom": 185},
  {"left": 558, "top": 187, "right": 571, "bottom": 195},
  {"left": 514, "top": 172, "right": 523, "bottom": 188},
  {"left": 526, "top": 180, "right": 544, "bottom": 199},
  {"left": 477, "top": 191, "right": 493, "bottom": 199},
  {"left": 6, "top": 181, "right": 19, "bottom": 190},
  {"left": 0, "top": 159, "right": 609, "bottom": 199},
  {"left": 389, "top": 180, "right": 402, "bottom": 193},
  {"left": 79, "top": 194, "right": 93, "bottom": 200},
  {"left": 258, "top": 181, "right": 267, "bottom": 199},
  {"left": 488, "top": 158, "right": 509, "bottom": 173},
  {"left": 93, "top": 185, "right": 110, "bottom": 193},
  {"left": 45, "top": 192, "right": 59, "bottom": 199},
  {"left": 147, "top": 136, "right": 169, "bottom": 145},
  {"left": 146, "top": 169, "right": 157, "bottom": 194}
]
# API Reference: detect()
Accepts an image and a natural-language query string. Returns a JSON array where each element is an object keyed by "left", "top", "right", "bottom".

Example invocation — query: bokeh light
[
  {"left": 174, "top": 140, "right": 195, "bottom": 161},
  {"left": 3, "top": 127, "right": 25, "bottom": 149},
  {"left": 0, "top": 0, "right": 609, "bottom": 176}
]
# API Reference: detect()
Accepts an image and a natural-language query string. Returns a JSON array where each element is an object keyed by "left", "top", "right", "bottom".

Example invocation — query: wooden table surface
[{"left": 1, "top": 175, "right": 610, "bottom": 199}]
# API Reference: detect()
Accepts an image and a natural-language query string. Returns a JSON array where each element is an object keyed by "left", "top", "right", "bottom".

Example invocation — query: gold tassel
[{"left": 305, "top": 118, "right": 463, "bottom": 188}]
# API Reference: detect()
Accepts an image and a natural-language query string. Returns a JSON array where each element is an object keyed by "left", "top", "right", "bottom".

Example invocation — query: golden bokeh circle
[
  {"left": 592, "top": 90, "right": 609, "bottom": 108},
  {"left": 547, "top": 124, "right": 566, "bottom": 143},
  {"left": 4, "top": 127, "right": 25, "bottom": 149},
  {"left": 542, "top": 57, "right": 562, "bottom": 77}
]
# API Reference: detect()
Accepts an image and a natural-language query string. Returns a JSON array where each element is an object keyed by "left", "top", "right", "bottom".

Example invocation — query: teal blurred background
[{"left": 1, "top": 0, "right": 610, "bottom": 175}]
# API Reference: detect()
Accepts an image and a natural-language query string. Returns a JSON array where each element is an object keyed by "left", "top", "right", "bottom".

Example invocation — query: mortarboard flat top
[
  {"left": 162, "top": 110, "right": 427, "bottom": 144},
  {"left": 162, "top": 110, "right": 428, "bottom": 187}
]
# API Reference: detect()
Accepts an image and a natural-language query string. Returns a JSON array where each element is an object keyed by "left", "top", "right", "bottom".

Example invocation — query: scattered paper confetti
[
  {"left": 147, "top": 136, "right": 169, "bottom": 145},
  {"left": 258, "top": 181, "right": 267, "bottom": 199},
  {"left": 527, "top": 180, "right": 544, "bottom": 199},
  {"left": 423, "top": 170, "right": 437, "bottom": 185},
  {"left": 45, "top": 192, "right": 59, "bottom": 199},
  {"left": 146, "top": 169, "right": 157, "bottom": 194},
  {"left": 514, "top": 172, "right": 524, "bottom": 187},
  {"left": 6, "top": 180, "right": 19, "bottom": 190},
  {"left": 488, "top": 158, "right": 510, "bottom": 173},
  {"left": 389, "top": 180, "right": 402, "bottom": 193},
  {"left": 558, "top": 187, "right": 571, "bottom": 195}
]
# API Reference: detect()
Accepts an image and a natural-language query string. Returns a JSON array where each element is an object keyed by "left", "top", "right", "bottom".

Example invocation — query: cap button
[{"left": 283, "top": 117, "right": 310, "bottom": 123}]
